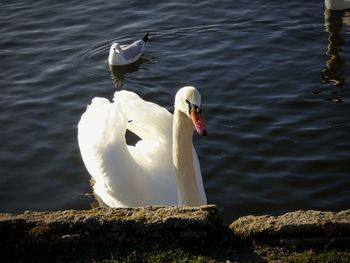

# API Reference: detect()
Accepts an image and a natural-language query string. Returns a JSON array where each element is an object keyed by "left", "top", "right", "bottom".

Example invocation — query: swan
[
  {"left": 78, "top": 86, "right": 208, "bottom": 207},
  {"left": 108, "top": 33, "right": 149, "bottom": 66},
  {"left": 325, "top": 0, "right": 350, "bottom": 10}
]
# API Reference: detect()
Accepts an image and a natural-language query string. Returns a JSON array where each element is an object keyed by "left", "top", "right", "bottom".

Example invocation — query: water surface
[{"left": 0, "top": 0, "right": 349, "bottom": 223}]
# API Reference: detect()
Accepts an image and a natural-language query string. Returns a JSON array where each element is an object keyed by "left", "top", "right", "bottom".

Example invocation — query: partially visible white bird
[
  {"left": 325, "top": 0, "right": 350, "bottom": 10},
  {"left": 108, "top": 33, "right": 149, "bottom": 66},
  {"left": 78, "top": 86, "right": 208, "bottom": 207}
]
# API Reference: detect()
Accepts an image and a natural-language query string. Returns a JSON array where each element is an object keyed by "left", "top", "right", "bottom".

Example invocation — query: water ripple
[{"left": 0, "top": 0, "right": 349, "bottom": 223}]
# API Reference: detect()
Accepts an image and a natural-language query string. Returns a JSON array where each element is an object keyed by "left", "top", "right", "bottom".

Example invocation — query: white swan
[
  {"left": 325, "top": 0, "right": 350, "bottom": 10},
  {"left": 78, "top": 86, "right": 208, "bottom": 207},
  {"left": 108, "top": 33, "right": 149, "bottom": 66}
]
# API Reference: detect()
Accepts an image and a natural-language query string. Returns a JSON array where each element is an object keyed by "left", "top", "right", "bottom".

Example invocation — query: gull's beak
[
  {"left": 190, "top": 105, "right": 208, "bottom": 136},
  {"left": 113, "top": 48, "right": 120, "bottom": 54}
]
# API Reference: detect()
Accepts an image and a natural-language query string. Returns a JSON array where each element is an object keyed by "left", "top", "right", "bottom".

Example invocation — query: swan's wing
[
  {"left": 113, "top": 90, "right": 172, "bottom": 146},
  {"left": 78, "top": 97, "right": 147, "bottom": 207},
  {"left": 121, "top": 40, "right": 146, "bottom": 61},
  {"left": 78, "top": 91, "right": 177, "bottom": 207},
  {"left": 113, "top": 91, "right": 177, "bottom": 193}
]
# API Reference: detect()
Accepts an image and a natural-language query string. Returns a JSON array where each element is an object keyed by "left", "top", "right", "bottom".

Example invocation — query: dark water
[{"left": 1, "top": 0, "right": 349, "bottom": 223}]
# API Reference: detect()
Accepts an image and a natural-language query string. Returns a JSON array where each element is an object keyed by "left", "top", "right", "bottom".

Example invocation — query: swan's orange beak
[{"left": 191, "top": 106, "right": 208, "bottom": 136}]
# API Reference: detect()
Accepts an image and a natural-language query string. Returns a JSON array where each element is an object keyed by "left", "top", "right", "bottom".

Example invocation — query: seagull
[{"left": 108, "top": 33, "right": 149, "bottom": 66}]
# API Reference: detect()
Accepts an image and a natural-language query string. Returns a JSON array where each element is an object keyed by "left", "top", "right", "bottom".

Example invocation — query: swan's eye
[{"left": 185, "top": 99, "right": 192, "bottom": 114}]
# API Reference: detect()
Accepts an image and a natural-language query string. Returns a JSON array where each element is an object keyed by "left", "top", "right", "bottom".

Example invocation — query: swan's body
[
  {"left": 325, "top": 0, "right": 350, "bottom": 10},
  {"left": 78, "top": 86, "right": 208, "bottom": 207},
  {"left": 108, "top": 33, "right": 149, "bottom": 66}
]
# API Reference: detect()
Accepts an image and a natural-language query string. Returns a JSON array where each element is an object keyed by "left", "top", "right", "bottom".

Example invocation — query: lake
[{"left": 1, "top": 0, "right": 349, "bottom": 223}]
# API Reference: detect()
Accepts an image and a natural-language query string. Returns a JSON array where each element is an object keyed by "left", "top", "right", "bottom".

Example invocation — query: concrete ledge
[
  {"left": 1, "top": 206, "right": 350, "bottom": 261},
  {"left": 0, "top": 205, "right": 223, "bottom": 256},
  {"left": 230, "top": 210, "right": 350, "bottom": 248}
]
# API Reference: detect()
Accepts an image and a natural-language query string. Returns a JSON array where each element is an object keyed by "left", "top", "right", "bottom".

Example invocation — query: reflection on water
[
  {"left": 323, "top": 9, "right": 346, "bottom": 88},
  {"left": 321, "top": 6, "right": 350, "bottom": 102},
  {"left": 109, "top": 59, "right": 145, "bottom": 89}
]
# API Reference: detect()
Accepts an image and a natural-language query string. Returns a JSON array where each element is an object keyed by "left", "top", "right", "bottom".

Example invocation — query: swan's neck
[{"left": 173, "top": 110, "right": 204, "bottom": 206}]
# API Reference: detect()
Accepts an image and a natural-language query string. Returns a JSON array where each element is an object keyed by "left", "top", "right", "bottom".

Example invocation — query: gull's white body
[
  {"left": 108, "top": 33, "right": 149, "bottom": 66},
  {"left": 325, "top": 0, "right": 350, "bottom": 10},
  {"left": 78, "top": 87, "right": 207, "bottom": 207}
]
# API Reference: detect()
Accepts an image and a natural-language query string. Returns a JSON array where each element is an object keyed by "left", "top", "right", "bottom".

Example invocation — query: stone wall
[
  {"left": 1, "top": 205, "right": 349, "bottom": 261},
  {"left": 230, "top": 209, "right": 350, "bottom": 248},
  {"left": 0, "top": 205, "right": 223, "bottom": 260}
]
